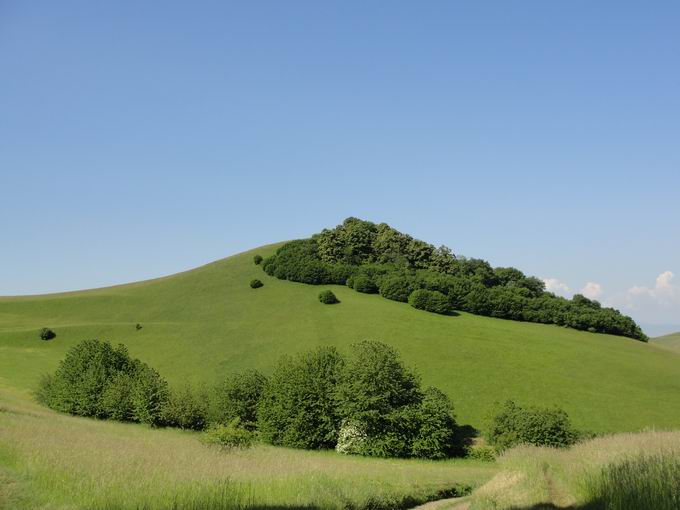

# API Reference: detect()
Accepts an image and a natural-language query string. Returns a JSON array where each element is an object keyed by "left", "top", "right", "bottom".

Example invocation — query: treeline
[
  {"left": 37, "top": 339, "right": 465, "bottom": 460},
  {"left": 261, "top": 218, "right": 646, "bottom": 341}
]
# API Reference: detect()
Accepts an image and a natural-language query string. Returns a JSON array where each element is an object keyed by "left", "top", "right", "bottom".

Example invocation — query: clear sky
[{"left": 1, "top": 2, "right": 679, "bottom": 335}]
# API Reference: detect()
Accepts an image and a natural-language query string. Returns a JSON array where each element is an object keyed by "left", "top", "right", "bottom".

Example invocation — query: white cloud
[
  {"left": 542, "top": 277, "right": 571, "bottom": 297},
  {"left": 607, "top": 271, "right": 680, "bottom": 325},
  {"left": 580, "top": 282, "right": 603, "bottom": 300}
]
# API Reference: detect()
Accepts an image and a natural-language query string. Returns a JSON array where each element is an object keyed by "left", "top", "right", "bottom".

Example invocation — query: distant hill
[
  {"left": 2, "top": 242, "right": 680, "bottom": 433},
  {"left": 652, "top": 332, "right": 680, "bottom": 353}
]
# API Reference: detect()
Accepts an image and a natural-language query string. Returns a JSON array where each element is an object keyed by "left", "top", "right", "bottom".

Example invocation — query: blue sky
[{"left": 1, "top": 2, "right": 679, "bottom": 334}]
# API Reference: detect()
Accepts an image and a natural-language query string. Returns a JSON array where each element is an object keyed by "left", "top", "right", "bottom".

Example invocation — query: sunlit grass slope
[
  {"left": 2, "top": 243, "right": 680, "bottom": 432},
  {"left": 652, "top": 332, "right": 680, "bottom": 353},
  {"left": 0, "top": 385, "right": 494, "bottom": 510}
]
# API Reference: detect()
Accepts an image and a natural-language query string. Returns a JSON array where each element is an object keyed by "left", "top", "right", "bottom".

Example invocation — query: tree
[
  {"left": 209, "top": 369, "right": 267, "bottom": 430},
  {"left": 258, "top": 346, "right": 345, "bottom": 449}
]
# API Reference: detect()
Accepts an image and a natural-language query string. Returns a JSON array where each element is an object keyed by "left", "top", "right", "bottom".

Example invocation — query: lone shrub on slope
[
  {"left": 318, "top": 290, "right": 339, "bottom": 304},
  {"left": 487, "top": 400, "right": 580, "bottom": 450}
]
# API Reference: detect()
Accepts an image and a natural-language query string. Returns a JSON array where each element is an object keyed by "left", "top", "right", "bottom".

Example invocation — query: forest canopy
[{"left": 262, "top": 218, "right": 646, "bottom": 341}]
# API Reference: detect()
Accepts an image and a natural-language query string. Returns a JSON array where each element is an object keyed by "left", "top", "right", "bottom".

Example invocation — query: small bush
[
  {"left": 250, "top": 279, "right": 264, "bottom": 289},
  {"left": 487, "top": 400, "right": 580, "bottom": 450},
  {"left": 408, "top": 289, "right": 453, "bottom": 315},
  {"left": 39, "top": 328, "right": 56, "bottom": 341},
  {"left": 318, "top": 290, "right": 339, "bottom": 304},
  {"left": 253, "top": 254, "right": 263, "bottom": 265},
  {"left": 353, "top": 276, "right": 378, "bottom": 294},
  {"left": 465, "top": 444, "right": 497, "bottom": 462},
  {"left": 135, "top": 323, "right": 142, "bottom": 331},
  {"left": 336, "top": 420, "right": 368, "bottom": 455},
  {"left": 202, "top": 419, "right": 254, "bottom": 450}
]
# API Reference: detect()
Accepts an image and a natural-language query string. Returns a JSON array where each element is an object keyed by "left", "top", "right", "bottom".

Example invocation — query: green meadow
[
  {"left": 652, "top": 332, "right": 680, "bottom": 353},
  {"left": 1, "top": 243, "right": 680, "bottom": 433}
]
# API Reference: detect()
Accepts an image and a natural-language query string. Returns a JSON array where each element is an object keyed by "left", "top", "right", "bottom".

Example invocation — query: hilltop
[
  {"left": 652, "top": 332, "right": 680, "bottom": 353},
  {"left": 1, "top": 240, "right": 680, "bottom": 433}
]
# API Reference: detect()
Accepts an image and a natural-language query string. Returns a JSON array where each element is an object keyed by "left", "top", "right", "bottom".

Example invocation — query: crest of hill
[
  {"left": 1, "top": 240, "right": 679, "bottom": 434},
  {"left": 652, "top": 332, "right": 680, "bottom": 353}
]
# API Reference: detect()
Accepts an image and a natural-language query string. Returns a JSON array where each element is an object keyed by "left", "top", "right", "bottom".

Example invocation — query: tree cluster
[
  {"left": 37, "top": 339, "right": 464, "bottom": 460},
  {"left": 261, "top": 218, "right": 646, "bottom": 341}
]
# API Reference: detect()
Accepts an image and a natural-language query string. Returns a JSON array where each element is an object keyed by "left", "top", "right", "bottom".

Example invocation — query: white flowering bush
[{"left": 335, "top": 420, "right": 368, "bottom": 455}]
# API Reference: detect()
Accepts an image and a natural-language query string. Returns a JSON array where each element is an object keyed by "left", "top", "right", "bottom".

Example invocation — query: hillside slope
[
  {"left": 2, "top": 243, "right": 680, "bottom": 433},
  {"left": 652, "top": 332, "right": 680, "bottom": 353}
]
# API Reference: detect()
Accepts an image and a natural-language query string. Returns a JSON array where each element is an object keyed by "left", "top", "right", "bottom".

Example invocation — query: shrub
[
  {"left": 258, "top": 346, "right": 344, "bottom": 449},
  {"left": 318, "top": 290, "right": 339, "bottom": 304},
  {"left": 135, "top": 323, "right": 142, "bottom": 331},
  {"left": 162, "top": 385, "right": 208, "bottom": 430},
  {"left": 250, "top": 279, "right": 264, "bottom": 289},
  {"left": 39, "top": 328, "right": 56, "bottom": 341},
  {"left": 408, "top": 289, "right": 453, "bottom": 315},
  {"left": 202, "top": 419, "right": 254, "bottom": 450},
  {"left": 335, "top": 420, "right": 368, "bottom": 455},
  {"left": 352, "top": 275, "right": 378, "bottom": 294},
  {"left": 465, "top": 444, "right": 497, "bottom": 462},
  {"left": 487, "top": 400, "right": 580, "bottom": 450},
  {"left": 253, "top": 254, "right": 263, "bottom": 265},
  {"left": 208, "top": 369, "right": 267, "bottom": 430},
  {"left": 379, "top": 275, "right": 417, "bottom": 303}
]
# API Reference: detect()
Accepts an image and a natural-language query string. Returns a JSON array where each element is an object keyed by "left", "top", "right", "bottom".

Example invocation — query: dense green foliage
[
  {"left": 258, "top": 346, "right": 345, "bottom": 449},
  {"left": 249, "top": 279, "right": 263, "bottom": 289},
  {"left": 261, "top": 218, "right": 646, "bottom": 340},
  {"left": 39, "top": 327, "right": 56, "bottom": 341},
  {"left": 408, "top": 289, "right": 454, "bottom": 315},
  {"left": 162, "top": 385, "right": 208, "bottom": 430},
  {"left": 253, "top": 254, "right": 263, "bottom": 265},
  {"left": 335, "top": 341, "right": 462, "bottom": 459},
  {"left": 208, "top": 369, "right": 266, "bottom": 430},
  {"left": 37, "top": 339, "right": 170, "bottom": 426},
  {"left": 487, "top": 400, "right": 580, "bottom": 450},
  {"left": 201, "top": 419, "right": 255, "bottom": 449},
  {"left": 318, "top": 289, "right": 339, "bottom": 304}
]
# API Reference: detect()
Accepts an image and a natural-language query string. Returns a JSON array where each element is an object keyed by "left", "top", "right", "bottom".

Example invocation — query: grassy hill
[
  {"left": 2, "top": 243, "right": 680, "bottom": 433},
  {"left": 652, "top": 332, "right": 680, "bottom": 353}
]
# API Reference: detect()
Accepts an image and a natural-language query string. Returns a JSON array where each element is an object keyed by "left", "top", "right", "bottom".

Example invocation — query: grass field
[
  {"left": 0, "top": 385, "right": 494, "bottom": 510},
  {"left": 468, "top": 430, "right": 680, "bottom": 509},
  {"left": 2, "top": 243, "right": 680, "bottom": 433},
  {"left": 652, "top": 332, "right": 680, "bottom": 353}
]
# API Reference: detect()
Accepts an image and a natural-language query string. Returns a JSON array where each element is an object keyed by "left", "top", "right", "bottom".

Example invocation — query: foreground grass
[
  {"left": 2, "top": 244, "right": 680, "bottom": 433},
  {"left": 469, "top": 429, "right": 680, "bottom": 509},
  {"left": 0, "top": 387, "right": 495, "bottom": 510}
]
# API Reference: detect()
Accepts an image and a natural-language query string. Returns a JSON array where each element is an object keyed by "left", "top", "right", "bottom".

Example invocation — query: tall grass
[
  {"left": 585, "top": 452, "right": 680, "bottom": 510},
  {"left": 470, "top": 430, "right": 680, "bottom": 510},
  {"left": 0, "top": 387, "right": 494, "bottom": 510}
]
